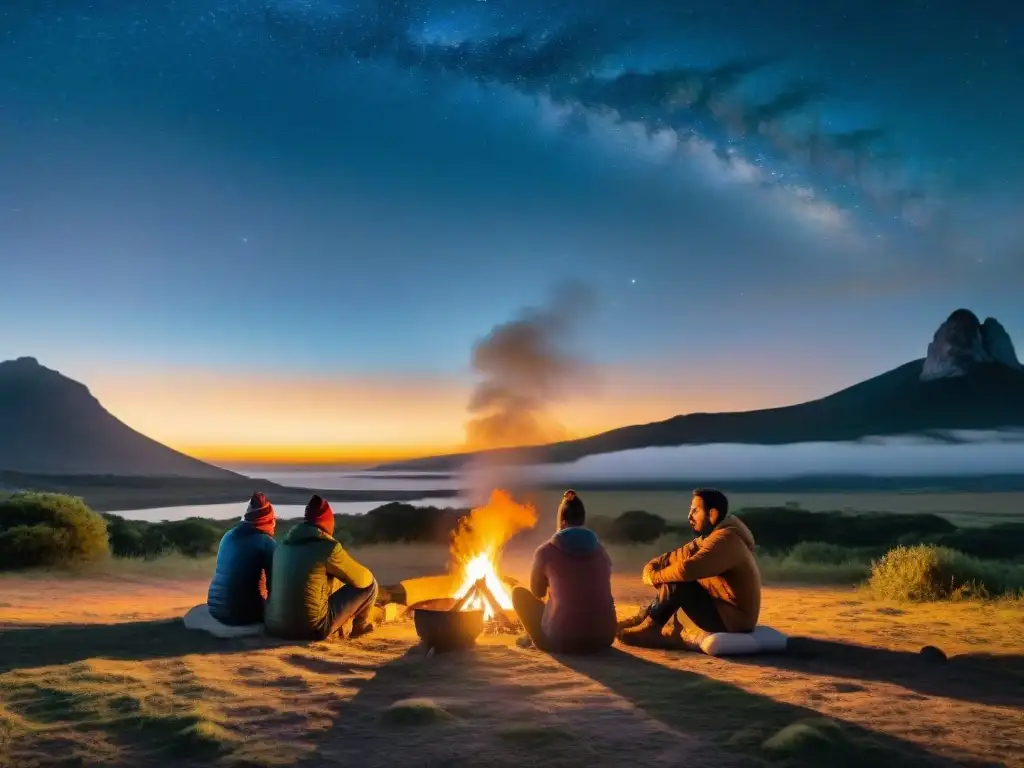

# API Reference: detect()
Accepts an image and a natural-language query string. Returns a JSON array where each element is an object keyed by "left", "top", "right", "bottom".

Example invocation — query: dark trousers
[
  {"left": 512, "top": 587, "right": 610, "bottom": 655},
  {"left": 512, "top": 587, "right": 552, "bottom": 651},
  {"left": 323, "top": 579, "right": 379, "bottom": 640},
  {"left": 647, "top": 581, "right": 727, "bottom": 634}
]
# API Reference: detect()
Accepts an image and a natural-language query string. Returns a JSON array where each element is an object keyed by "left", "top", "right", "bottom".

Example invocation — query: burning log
[
  {"left": 451, "top": 577, "right": 519, "bottom": 633},
  {"left": 451, "top": 578, "right": 486, "bottom": 613}
]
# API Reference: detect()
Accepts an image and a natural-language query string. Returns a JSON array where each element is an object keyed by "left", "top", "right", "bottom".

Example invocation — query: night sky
[{"left": 1, "top": 0, "right": 1021, "bottom": 462}]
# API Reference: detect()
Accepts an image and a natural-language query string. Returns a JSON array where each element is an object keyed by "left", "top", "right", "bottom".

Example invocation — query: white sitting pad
[
  {"left": 182, "top": 604, "right": 264, "bottom": 639},
  {"left": 698, "top": 625, "right": 788, "bottom": 657}
]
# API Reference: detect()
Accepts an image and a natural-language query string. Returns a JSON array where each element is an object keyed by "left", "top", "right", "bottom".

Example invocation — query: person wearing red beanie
[
  {"left": 207, "top": 492, "right": 278, "bottom": 626},
  {"left": 265, "top": 494, "right": 379, "bottom": 641}
]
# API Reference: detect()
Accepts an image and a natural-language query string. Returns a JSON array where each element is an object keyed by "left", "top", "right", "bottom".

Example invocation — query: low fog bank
[{"left": 466, "top": 430, "right": 1024, "bottom": 486}]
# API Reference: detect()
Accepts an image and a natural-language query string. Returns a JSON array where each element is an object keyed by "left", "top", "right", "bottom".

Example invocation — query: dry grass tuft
[
  {"left": 380, "top": 697, "right": 456, "bottom": 727},
  {"left": 762, "top": 718, "right": 847, "bottom": 756},
  {"left": 869, "top": 544, "right": 1024, "bottom": 602}
]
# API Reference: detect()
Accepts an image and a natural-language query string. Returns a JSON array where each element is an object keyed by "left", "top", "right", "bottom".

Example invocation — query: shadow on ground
[
  {"left": 734, "top": 636, "right": 1024, "bottom": 709},
  {"left": 559, "top": 647, "right": 963, "bottom": 767},
  {"left": 292, "top": 637, "right": 964, "bottom": 768},
  {"left": 295, "top": 639, "right": 611, "bottom": 768},
  {"left": 0, "top": 620, "right": 288, "bottom": 673}
]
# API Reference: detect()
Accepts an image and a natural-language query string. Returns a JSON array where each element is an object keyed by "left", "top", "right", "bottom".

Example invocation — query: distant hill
[
  {"left": 0, "top": 357, "right": 241, "bottom": 479},
  {"left": 380, "top": 308, "right": 1024, "bottom": 472}
]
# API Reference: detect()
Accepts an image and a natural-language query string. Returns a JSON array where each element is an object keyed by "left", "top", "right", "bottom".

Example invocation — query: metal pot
[{"left": 409, "top": 597, "right": 485, "bottom": 653}]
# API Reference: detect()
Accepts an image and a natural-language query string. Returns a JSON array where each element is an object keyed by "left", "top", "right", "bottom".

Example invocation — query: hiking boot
[
  {"left": 348, "top": 618, "right": 376, "bottom": 640},
  {"left": 616, "top": 606, "right": 651, "bottom": 634},
  {"left": 618, "top": 617, "right": 684, "bottom": 650},
  {"left": 618, "top": 617, "right": 701, "bottom": 651},
  {"left": 515, "top": 634, "right": 536, "bottom": 650}
]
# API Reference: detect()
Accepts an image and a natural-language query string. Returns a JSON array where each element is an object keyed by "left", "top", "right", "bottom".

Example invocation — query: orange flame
[{"left": 450, "top": 489, "right": 538, "bottom": 619}]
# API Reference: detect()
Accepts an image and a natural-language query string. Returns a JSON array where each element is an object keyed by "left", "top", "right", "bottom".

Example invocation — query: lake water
[{"left": 110, "top": 468, "right": 470, "bottom": 521}]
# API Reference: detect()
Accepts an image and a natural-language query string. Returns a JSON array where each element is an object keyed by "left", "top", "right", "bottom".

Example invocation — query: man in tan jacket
[{"left": 618, "top": 488, "right": 761, "bottom": 649}]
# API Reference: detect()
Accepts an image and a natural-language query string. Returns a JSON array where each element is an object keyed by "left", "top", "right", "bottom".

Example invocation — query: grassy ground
[{"left": 1, "top": 547, "right": 1022, "bottom": 767}]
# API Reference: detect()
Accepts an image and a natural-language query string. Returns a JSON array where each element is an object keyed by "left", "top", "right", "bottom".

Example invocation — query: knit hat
[
  {"left": 243, "top": 492, "right": 276, "bottom": 534},
  {"left": 557, "top": 489, "right": 586, "bottom": 528},
  {"left": 304, "top": 494, "right": 334, "bottom": 534}
]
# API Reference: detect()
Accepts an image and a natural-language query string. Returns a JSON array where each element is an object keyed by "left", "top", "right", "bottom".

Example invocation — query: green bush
[
  {"left": 784, "top": 541, "right": 865, "bottom": 566},
  {"left": 736, "top": 506, "right": 956, "bottom": 553},
  {"left": 0, "top": 492, "right": 109, "bottom": 569},
  {"left": 99, "top": 502, "right": 467, "bottom": 559},
  {"left": 868, "top": 544, "right": 1024, "bottom": 602},
  {"left": 607, "top": 510, "right": 669, "bottom": 544},
  {"left": 104, "top": 514, "right": 233, "bottom": 559}
]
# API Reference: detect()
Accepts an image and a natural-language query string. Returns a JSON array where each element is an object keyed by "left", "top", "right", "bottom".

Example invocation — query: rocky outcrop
[
  {"left": 981, "top": 318, "right": 1022, "bottom": 370},
  {"left": 921, "top": 309, "right": 1022, "bottom": 382}
]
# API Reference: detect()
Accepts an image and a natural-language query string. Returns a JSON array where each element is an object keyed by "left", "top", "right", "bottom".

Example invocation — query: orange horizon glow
[
  {"left": 74, "top": 360, "right": 850, "bottom": 464},
  {"left": 182, "top": 443, "right": 463, "bottom": 466}
]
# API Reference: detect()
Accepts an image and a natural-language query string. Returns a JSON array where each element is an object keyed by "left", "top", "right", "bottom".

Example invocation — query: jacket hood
[
  {"left": 550, "top": 526, "right": 601, "bottom": 555},
  {"left": 715, "top": 515, "right": 755, "bottom": 552},
  {"left": 236, "top": 520, "right": 273, "bottom": 538},
  {"left": 283, "top": 521, "right": 334, "bottom": 546}
]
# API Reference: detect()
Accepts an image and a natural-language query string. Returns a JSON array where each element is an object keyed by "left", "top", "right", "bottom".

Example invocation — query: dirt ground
[{"left": 0, "top": 562, "right": 1021, "bottom": 767}]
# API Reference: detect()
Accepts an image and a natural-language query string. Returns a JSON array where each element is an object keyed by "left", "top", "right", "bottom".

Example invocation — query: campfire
[
  {"left": 446, "top": 489, "right": 537, "bottom": 633},
  {"left": 391, "top": 489, "right": 538, "bottom": 650},
  {"left": 452, "top": 555, "right": 514, "bottom": 620}
]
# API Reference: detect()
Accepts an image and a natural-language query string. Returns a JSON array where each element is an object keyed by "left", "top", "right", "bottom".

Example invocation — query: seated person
[
  {"left": 206, "top": 492, "right": 278, "bottom": 626},
  {"left": 265, "top": 495, "right": 379, "bottom": 641},
  {"left": 618, "top": 487, "right": 761, "bottom": 648},
  {"left": 512, "top": 490, "right": 617, "bottom": 654}
]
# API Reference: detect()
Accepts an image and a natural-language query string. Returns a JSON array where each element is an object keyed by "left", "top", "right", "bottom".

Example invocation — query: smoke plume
[{"left": 464, "top": 281, "right": 595, "bottom": 450}]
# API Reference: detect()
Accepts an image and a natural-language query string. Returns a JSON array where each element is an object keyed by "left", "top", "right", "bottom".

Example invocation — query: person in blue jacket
[{"left": 206, "top": 492, "right": 278, "bottom": 625}]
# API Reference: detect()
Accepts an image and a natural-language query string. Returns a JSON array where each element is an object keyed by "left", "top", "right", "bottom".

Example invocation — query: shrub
[
  {"left": 0, "top": 492, "right": 109, "bottom": 569},
  {"left": 784, "top": 541, "right": 860, "bottom": 566},
  {"left": 160, "top": 519, "right": 225, "bottom": 557},
  {"left": 356, "top": 502, "right": 464, "bottom": 545},
  {"left": 607, "top": 510, "right": 670, "bottom": 544},
  {"left": 758, "top": 552, "right": 871, "bottom": 585},
  {"left": 735, "top": 507, "right": 956, "bottom": 553},
  {"left": 931, "top": 523, "right": 1024, "bottom": 562},
  {"left": 103, "top": 514, "right": 232, "bottom": 559},
  {"left": 868, "top": 544, "right": 1024, "bottom": 602}
]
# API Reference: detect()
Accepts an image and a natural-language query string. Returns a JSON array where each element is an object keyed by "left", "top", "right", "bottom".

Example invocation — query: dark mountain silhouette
[
  {"left": 0, "top": 357, "right": 242, "bottom": 478},
  {"left": 380, "top": 309, "right": 1024, "bottom": 472}
]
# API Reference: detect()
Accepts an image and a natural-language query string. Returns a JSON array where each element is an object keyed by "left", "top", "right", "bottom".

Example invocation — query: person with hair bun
[{"left": 512, "top": 489, "right": 617, "bottom": 654}]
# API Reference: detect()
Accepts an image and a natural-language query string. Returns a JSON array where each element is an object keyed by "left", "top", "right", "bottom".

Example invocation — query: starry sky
[{"left": 1, "top": 0, "right": 1021, "bottom": 463}]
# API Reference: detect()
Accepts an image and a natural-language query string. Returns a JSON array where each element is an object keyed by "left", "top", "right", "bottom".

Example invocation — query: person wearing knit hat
[
  {"left": 206, "top": 492, "right": 279, "bottom": 626},
  {"left": 303, "top": 493, "right": 335, "bottom": 533},
  {"left": 511, "top": 489, "right": 617, "bottom": 654},
  {"left": 265, "top": 494, "right": 380, "bottom": 641}
]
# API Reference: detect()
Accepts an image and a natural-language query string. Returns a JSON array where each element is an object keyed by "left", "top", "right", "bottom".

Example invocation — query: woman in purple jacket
[{"left": 512, "top": 490, "right": 617, "bottom": 653}]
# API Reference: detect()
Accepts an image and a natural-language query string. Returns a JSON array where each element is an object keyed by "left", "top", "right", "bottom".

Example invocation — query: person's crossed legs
[
  {"left": 618, "top": 580, "right": 726, "bottom": 648},
  {"left": 323, "top": 579, "right": 379, "bottom": 640},
  {"left": 649, "top": 580, "right": 728, "bottom": 634},
  {"left": 512, "top": 586, "right": 552, "bottom": 651}
]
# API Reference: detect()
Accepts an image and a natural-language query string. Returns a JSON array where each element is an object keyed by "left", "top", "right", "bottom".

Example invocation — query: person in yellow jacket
[
  {"left": 618, "top": 488, "right": 761, "bottom": 648},
  {"left": 265, "top": 495, "right": 379, "bottom": 641}
]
